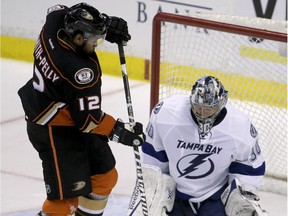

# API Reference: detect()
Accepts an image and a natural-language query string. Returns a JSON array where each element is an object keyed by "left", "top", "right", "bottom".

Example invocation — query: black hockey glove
[
  {"left": 105, "top": 16, "right": 131, "bottom": 45},
  {"left": 110, "top": 119, "right": 145, "bottom": 146}
]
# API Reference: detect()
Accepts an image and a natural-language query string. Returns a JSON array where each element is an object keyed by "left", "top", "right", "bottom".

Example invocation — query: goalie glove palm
[
  {"left": 110, "top": 119, "right": 145, "bottom": 146},
  {"left": 221, "top": 178, "right": 269, "bottom": 216}
]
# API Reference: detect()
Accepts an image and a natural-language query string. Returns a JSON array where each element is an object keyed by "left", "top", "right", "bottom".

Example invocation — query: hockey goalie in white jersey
[{"left": 128, "top": 76, "right": 269, "bottom": 216}]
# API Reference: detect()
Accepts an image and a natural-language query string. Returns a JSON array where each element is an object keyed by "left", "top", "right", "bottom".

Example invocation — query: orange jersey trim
[
  {"left": 48, "top": 106, "right": 75, "bottom": 126},
  {"left": 90, "top": 114, "right": 116, "bottom": 137},
  {"left": 48, "top": 126, "right": 64, "bottom": 199}
]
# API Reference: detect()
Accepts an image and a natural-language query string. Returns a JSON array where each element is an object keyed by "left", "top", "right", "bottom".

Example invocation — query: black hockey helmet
[{"left": 64, "top": 2, "right": 107, "bottom": 46}]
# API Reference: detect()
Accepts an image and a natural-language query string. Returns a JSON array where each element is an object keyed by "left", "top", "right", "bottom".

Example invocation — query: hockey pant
[{"left": 168, "top": 185, "right": 227, "bottom": 216}]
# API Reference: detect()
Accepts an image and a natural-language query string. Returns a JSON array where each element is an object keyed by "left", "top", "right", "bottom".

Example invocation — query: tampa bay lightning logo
[
  {"left": 177, "top": 153, "right": 214, "bottom": 179},
  {"left": 153, "top": 101, "right": 164, "bottom": 114}
]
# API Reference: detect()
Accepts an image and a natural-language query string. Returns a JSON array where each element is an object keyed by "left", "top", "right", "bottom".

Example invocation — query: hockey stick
[{"left": 117, "top": 43, "right": 149, "bottom": 216}]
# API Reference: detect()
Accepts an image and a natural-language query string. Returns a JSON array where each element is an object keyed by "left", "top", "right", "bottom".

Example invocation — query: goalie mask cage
[{"left": 150, "top": 12, "right": 287, "bottom": 194}]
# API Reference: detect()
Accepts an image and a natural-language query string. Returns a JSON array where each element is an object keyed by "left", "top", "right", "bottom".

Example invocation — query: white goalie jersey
[{"left": 141, "top": 95, "right": 265, "bottom": 203}]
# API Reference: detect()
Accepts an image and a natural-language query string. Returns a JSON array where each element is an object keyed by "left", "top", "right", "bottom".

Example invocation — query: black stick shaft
[{"left": 117, "top": 44, "right": 149, "bottom": 216}]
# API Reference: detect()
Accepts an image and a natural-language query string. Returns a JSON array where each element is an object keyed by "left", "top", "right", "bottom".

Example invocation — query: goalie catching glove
[
  {"left": 109, "top": 119, "right": 145, "bottom": 146},
  {"left": 105, "top": 16, "right": 131, "bottom": 45},
  {"left": 221, "top": 178, "right": 269, "bottom": 216}
]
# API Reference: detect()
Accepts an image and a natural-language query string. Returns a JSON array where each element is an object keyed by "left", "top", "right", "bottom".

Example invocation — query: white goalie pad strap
[
  {"left": 221, "top": 178, "right": 269, "bottom": 216},
  {"left": 127, "top": 164, "right": 176, "bottom": 216}
]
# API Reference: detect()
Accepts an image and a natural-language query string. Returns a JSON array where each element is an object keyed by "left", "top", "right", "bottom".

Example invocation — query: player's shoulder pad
[
  {"left": 153, "top": 95, "right": 188, "bottom": 115},
  {"left": 47, "top": 4, "right": 67, "bottom": 15},
  {"left": 226, "top": 104, "right": 252, "bottom": 130}
]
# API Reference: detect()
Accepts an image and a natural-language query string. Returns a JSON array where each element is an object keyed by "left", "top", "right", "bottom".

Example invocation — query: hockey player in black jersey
[{"left": 18, "top": 2, "right": 145, "bottom": 216}]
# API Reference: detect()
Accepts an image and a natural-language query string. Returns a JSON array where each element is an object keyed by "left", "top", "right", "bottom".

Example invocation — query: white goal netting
[{"left": 150, "top": 12, "right": 287, "bottom": 194}]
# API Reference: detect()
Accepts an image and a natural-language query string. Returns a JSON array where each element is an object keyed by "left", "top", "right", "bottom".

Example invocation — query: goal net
[{"left": 150, "top": 12, "right": 287, "bottom": 194}]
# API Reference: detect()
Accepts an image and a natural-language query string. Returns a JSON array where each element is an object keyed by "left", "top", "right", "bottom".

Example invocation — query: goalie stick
[{"left": 117, "top": 43, "right": 149, "bottom": 216}]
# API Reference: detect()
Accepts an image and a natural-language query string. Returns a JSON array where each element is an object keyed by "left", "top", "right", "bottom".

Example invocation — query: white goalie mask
[{"left": 190, "top": 76, "right": 228, "bottom": 137}]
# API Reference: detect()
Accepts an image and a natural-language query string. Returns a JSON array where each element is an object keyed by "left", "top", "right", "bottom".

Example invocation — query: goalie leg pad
[{"left": 127, "top": 164, "right": 176, "bottom": 216}]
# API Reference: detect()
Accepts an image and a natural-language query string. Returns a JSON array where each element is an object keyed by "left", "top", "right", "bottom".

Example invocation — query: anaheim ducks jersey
[
  {"left": 141, "top": 95, "right": 265, "bottom": 202},
  {"left": 18, "top": 5, "right": 115, "bottom": 136}
]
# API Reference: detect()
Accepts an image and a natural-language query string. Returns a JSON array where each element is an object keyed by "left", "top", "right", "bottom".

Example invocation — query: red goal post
[{"left": 150, "top": 12, "right": 287, "bottom": 194}]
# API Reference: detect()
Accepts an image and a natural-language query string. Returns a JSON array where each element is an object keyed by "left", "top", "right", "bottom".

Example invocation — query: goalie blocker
[
  {"left": 127, "top": 164, "right": 176, "bottom": 216},
  {"left": 221, "top": 178, "right": 269, "bottom": 216}
]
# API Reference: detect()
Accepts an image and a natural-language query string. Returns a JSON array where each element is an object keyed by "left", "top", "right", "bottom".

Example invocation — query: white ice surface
[{"left": 1, "top": 59, "right": 287, "bottom": 215}]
